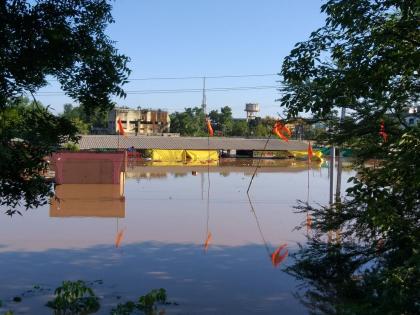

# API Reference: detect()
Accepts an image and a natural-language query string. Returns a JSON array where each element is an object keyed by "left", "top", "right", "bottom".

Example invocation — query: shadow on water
[{"left": 0, "top": 241, "right": 306, "bottom": 315}]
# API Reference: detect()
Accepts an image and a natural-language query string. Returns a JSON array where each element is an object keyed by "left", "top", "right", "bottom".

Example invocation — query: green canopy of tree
[
  {"left": 279, "top": 0, "right": 419, "bottom": 313},
  {"left": 170, "top": 106, "right": 286, "bottom": 137},
  {"left": 169, "top": 107, "right": 207, "bottom": 136},
  {"left": 0, "top": 0, "right": 130, "bottom": 215},
  {"left": 61, "top": 103, "right": 108, "bottom": 134}
]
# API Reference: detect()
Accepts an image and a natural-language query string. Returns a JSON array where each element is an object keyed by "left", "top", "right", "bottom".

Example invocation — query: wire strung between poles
[{"left": 246, "top": 133, "right": 273, "bottom": 194}]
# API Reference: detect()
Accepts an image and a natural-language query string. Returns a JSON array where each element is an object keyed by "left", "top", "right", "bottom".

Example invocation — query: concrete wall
[{"left": 52, "top": 152, "right": 126, "bottom": 184}]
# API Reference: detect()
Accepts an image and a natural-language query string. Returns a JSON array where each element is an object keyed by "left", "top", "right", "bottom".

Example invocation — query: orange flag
[
  {"left": 204, "top": 232, "right": 212, "bottom": 252},
  {"left": 282, "top": 124, "right": 292, "bottom": 137},
  {"left": 271, "top": 243, "right": 288, "bottom": 267},
  {"left": 115, "top": 229, "right": 125, "bottom": 248},
  {"left": 379, "top": 120, "right": 388, "bottom": 142},
  {"left": 272, "top": 121, "right": 289, "bottom": 142},
  {"left": 117, "top": 117, "right": 125, "bottom": 136},
  {"left": 206, "top": 118, "right": 214, "bottom": 137},
  {"left": 307, "top": 141, "right": 313, "bottom": 162}
]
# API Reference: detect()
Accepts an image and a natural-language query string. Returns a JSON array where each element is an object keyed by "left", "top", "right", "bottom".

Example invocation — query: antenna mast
[{"left": 201, "top": 76, "right": 207, "bottom": 114}]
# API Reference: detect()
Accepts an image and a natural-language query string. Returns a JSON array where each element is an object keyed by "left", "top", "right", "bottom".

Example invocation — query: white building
[{"left": 108, "top": 107, "right": 170, "bottom": 135}]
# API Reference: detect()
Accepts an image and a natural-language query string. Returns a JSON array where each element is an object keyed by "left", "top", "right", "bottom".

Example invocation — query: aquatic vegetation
[
  {"left": 11, "top": 297, "right": 20, "bottom": 303},
  {"left": 110, "top": 288, "right": 171, "bottom": 315},
  {"left": 46, "top": 280, "right": 100, "bottom": 314},
  {"left": 3, "top": 311, "right": 14, "bottom": 315}
]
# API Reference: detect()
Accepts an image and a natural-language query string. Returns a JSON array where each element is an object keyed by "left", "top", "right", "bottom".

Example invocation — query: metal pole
[
  {"left": 335, "top": 108, "right": 346, "bottom": 203},
  {"left": 329, "top": 146, "right": 335, "bottom": 205}
]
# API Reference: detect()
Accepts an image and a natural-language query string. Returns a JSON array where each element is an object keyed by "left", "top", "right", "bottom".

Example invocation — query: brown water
[{"left": 0, "top": 159, "right": 354, "bottom": 314}]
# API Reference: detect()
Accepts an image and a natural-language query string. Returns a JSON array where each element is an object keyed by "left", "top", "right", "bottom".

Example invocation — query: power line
[
  {"left": 36, "top": 85, "right": 285, "bottom": 96},
  {"left": 45, "top": 73, "right": 279, "bottom": 83},
  {"left": 128, "top": 73, "right": 278, "bottom": 80}
]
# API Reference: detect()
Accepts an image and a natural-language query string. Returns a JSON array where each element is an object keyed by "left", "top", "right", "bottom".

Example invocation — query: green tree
[
  {"left": 0, "top": 0, "right": 130, "bottom": 215},
  {"left": 231, "top": 120, "right": 249, "bottom": 136},
  {"left": 219, "top": 106, "right": 233, "bottom": 135},
  {"left": 61, "top": 103, "right": 108, "bottom": 133},
  {"left": 280, "top": 0, "right": 419, "bottom": 313},
  {"left": 170, "top": 107, "right": 207, "bottom": 136}
]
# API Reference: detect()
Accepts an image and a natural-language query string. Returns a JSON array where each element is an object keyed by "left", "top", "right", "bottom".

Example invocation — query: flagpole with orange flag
[
  {"left": 247, "top": 120, "right": 290, "bottom": 194},
  {"left": 117, "top": 117, "right": 125, "bottom": 150},
  {"left": 247, "top": 194, "right": 288, "bottom": 267}
]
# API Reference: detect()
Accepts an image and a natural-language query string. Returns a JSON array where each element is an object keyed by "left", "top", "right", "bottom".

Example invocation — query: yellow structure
[
  {"left": 152, "top": 149, "right": 185, "bottom": 162},
  {"left": 289, "top": 150, "right": 323, "bottom": 162},
  {"left": 184, "top": 150, "right": 218, "bottom": 162},
  {"left": 151, "top": 149, "right": 219, "bottom": 163}
]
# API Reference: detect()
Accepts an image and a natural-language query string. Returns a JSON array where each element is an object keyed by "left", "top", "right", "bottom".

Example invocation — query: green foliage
[
  {"left": 137, "top": 288, "right": 167, "bottom": 312},
  {"left": 3, "top": 311, "right": 13, "bottom": 315},
  {"left": 110, "top": 301, "right": 137, "bottom": 315},
  {"left": 169, "top": 107, "right": 207, "bottom": 136},
  {"left": 110, "top": 288, "right": 169, "bottom": 315},
  {"left": 0, "top": 98, "right": 79, "bottom": 215},
  {"left": 62, "top": 142, "right": 80, "bottom": 151},
  {"left": 0, "top": 0, "right": 130, "bottom": 214},
  {"left": 170, "top": 106, "right": 285, "bottom": 137},
  {"left": 62, "top": 104, "right": 109, "bottom": 132},
  {"left": 280, "top": 0, "right": 420, "bottom": 314},
  {"left": 231, "top": 119, "right": 248, "bottom": 136},
  {"left": 46, "top": 280, "right": 100, "bottom": 315},
  {"left": 1, "top": 0, "right": 130, "bottom": 112}
]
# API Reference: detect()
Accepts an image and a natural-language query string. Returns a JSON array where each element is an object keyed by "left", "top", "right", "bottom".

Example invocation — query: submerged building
[{"left": 108, "top": 107, "right": 170, "bottom": 135}]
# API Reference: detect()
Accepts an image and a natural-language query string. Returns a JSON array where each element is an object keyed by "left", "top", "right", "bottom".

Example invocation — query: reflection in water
[
  {"left": 204, "top": 161, "right": 212, "bottom": 253},
  {"left": 203, "top": 232, "right": 212, "bottom": 252},
  {"left": 247, "top": 195, "right": 289, "bottom": 268},
  {"left": 50, "top": 184, "right": 125, "bottom": 218},
  {"left": 115, "top": 227, "right": 125, "bottom": 248},
  {"left": 271, "top": 243, "right": 289, "bottom": 268},
  {"left": 0, "top": 161, "right": 355, "bottom": 314}
]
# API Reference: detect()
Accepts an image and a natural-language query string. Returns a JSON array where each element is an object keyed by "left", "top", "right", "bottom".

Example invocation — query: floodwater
[{"left": 0, "top": 159, "right": 354, "bottom": 314}]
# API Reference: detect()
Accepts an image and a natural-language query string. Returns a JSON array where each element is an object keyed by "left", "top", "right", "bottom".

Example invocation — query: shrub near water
[
  {"left": 46, "top": 280, "right": 100, "bottom": 314},
  {"left": 111, "top": 288, "right": 169, "bottom": 315}
]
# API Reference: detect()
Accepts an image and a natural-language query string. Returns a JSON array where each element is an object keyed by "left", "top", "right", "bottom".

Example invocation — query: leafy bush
[
  {"left": 46, "top": 280, "right": 99, "bottom": 314},
  {"left": 62, "top": 142, "right": 80, "bottom": 151},
  {"left": 110, "top": 288, "right": 169, "bottom": 315}
]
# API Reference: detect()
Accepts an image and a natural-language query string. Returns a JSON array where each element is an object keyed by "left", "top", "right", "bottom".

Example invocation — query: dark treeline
[{"left": 169, "top": 105, "right": 318, "bottom": 138}]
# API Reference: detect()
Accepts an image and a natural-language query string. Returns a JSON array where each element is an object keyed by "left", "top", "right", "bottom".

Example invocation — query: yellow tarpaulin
[
  {"left": 151, "top": 149, "right": 219, "bottom": 162},
  {"left": 185, "top": 150, "right": 219, "bottom": 162},
  {"left": 289, "top": 150, "right": 323, "bottom": 162},
  {"left": 152, "top": 149, "right": 185, "bottom": 162}
]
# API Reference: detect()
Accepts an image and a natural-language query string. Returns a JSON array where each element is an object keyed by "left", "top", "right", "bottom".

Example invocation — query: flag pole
[{"left": 247, "top": 133, "right": 272, "bottom": 194}]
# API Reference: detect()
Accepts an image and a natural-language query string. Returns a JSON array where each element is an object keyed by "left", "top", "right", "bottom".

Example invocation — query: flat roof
[{"left": 78, "top": 135, "right": 308, "bottom": 151}]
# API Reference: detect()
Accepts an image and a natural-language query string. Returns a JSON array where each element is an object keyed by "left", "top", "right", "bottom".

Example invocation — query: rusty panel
[{"left": 62, "top": 160, "right": 114, "bottom": 184}]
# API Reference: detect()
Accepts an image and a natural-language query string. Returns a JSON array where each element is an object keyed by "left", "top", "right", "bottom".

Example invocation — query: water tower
[{"left": 245, "top": 103, "right": 260, "bottom": 121}]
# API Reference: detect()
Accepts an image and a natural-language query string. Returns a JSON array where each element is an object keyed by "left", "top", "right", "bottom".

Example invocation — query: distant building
[
  {"left": 244, "top": 103, "right": 260, "bottom": 121},
  {"left": 404, "top": 105, "right": 420, "bottom": 127},
  {"left": 108, "top": 107, "right": 170, "bottom": 135}
]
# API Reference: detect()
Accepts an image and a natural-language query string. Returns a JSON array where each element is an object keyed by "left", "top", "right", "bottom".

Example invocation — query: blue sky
[{"left": 37, "top": 0, "right": 325, "bottom": 118}]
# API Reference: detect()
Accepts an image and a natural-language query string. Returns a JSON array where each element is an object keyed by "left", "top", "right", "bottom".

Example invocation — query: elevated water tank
[{"left": 245, "top": 103, "right": 260, "bottom": 121}]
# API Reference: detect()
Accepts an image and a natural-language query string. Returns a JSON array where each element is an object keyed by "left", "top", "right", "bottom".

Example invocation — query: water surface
[{"left": 0, "top": 159, "right": 353, "bottom": 314}]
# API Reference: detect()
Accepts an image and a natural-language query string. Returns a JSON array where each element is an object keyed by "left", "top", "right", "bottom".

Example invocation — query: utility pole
[{"left": 201, "top": 76, "right": 207, "bottom": 115}]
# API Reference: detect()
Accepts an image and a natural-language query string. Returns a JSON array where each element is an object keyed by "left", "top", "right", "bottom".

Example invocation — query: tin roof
[{"left": 78, "top": 135, "right": 308, "bottom": 151}]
